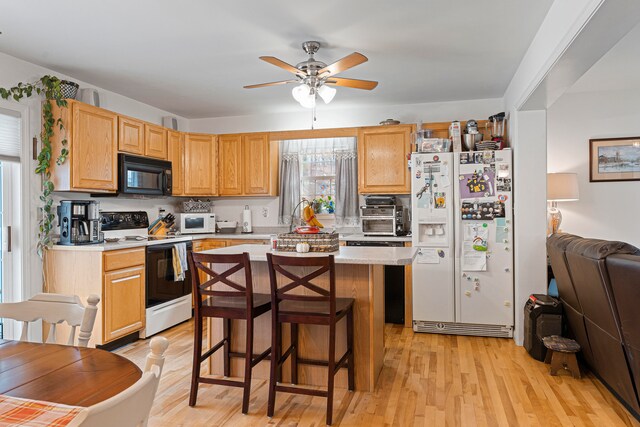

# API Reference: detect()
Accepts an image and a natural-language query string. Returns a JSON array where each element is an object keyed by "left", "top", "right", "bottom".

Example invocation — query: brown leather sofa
[{"left": 547, "top": 233, "right": 640, "bottom": 417}]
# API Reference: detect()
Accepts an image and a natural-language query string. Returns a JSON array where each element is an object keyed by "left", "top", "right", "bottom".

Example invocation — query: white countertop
[
  {"left": 47, "top": 233, "right": 269, "bottom": 252},
  {"left": 201, "top": 244, "right": 417, "bottom": 266},
  {"left": 48, "top": 232, "right": 412, "bottom": 252}
]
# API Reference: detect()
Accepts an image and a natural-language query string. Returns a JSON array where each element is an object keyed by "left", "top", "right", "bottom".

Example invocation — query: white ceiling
[
  {"left": 0, "top": 0, "right": 552, "bottom": 119},
  {"left": 568, "top": 22, "right": 640, "bottom": 94}
]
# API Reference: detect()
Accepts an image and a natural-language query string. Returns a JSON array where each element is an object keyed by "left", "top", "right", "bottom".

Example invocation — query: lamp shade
[
  {"left": 317, "top": 85, "right": 336, "bottom": 104},
  {"left": 547, "top": 173, "right": 579, "bottom": 201},
  {"left": 292, "top": 84, "right": 307, "bottom": 103}
]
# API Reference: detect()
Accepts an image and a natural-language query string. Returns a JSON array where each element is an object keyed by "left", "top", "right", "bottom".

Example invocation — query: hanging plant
[{"left": 0, "top": 75, "right": 70, "bottom": 256}]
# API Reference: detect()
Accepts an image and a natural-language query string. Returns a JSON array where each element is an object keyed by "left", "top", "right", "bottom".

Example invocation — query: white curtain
[
  {"left": 278, "top": 140, "right": 301, "bottom": 225},
  {"left": 335, "top": 149, "right": 359, "bottom": 226},
  {"left": 277, "top": 137, "right": 358, "bottom": 226}
]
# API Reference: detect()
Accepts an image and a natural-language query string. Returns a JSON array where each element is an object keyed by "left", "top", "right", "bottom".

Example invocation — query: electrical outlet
[{"left": 262, "top": 207, "right": 269, "bottom": 218}]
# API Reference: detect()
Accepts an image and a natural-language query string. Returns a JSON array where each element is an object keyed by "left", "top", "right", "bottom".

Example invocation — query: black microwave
[{"left": 118, "top": 154, "right": 172, "bottom": 196}]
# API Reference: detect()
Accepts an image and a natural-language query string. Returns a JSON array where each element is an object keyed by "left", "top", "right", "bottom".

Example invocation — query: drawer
[{"left": 104, "top": 247, "right": 145, "bottom": 271}]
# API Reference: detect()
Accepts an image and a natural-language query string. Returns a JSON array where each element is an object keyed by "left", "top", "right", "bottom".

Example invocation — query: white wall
[
  {"left": 190, "top": 98, "right": 503, "bottom": 134},
  {"left": 547, "top": 89, "right": 640, "bottom": 247},
  {"left": 0, "top": 52, "right": 189, "bottom": 128},
  {"left": 512, "top": 110, "right": 548, "bottom": 345},
  {"left": 0, "top": 52, "right": 189, "bottom": 298},
  {"left": 502, "top": 0, "right": 607, "bottom": 345}
]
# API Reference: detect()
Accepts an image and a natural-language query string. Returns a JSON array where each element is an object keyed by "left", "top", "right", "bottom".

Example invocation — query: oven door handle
[{"left": 147, "top": 242, "right": 193, "bottom": 252}]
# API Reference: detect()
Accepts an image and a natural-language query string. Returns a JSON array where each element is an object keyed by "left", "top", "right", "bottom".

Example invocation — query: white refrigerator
[{"left": 411, "top": 149, "right": 514, "bottom": 337}]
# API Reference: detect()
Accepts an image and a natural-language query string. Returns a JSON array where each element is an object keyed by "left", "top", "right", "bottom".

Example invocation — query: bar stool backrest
[
  {"left": 189, "top": 252, "right": 254, "bottom": 311},
  {"left": 266, "top": 253, "right": 336, "bottom": 313}
]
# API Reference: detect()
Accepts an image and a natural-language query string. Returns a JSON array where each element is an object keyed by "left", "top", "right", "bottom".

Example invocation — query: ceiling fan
[{"left": 244, "top": 41, "right": 378, "bottom": 108}]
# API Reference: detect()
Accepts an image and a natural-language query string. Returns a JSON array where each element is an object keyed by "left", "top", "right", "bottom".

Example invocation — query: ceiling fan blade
[
  {"left": 244, "top": 80, "right": 298, "bottom": 89},
  {"left": 318, "top": 52, "right": 368, "bottom": 77},
  {"left": 325, "top": 77, "right": 378, "bottom": 90},
  {"left": 259, "top": 56, "right": 306, "bottom": 76}
]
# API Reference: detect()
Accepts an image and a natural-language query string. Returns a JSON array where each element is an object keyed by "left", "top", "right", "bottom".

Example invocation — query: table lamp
[{"left": 547, "top": 173, "right": 579, "bottom": 235}]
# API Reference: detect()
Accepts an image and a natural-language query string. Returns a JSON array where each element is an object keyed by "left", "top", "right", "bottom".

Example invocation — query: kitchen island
[{"left": 200, "top": 244, "right": 417, "bottom": 392}]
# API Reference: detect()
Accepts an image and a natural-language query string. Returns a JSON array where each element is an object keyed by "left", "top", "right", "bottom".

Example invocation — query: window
[
  {"left": 278, "top": 137, "right": 359, "bottom": 226},
  {"left": 300, "top": 151, "right": 335, "bottom": 213}
]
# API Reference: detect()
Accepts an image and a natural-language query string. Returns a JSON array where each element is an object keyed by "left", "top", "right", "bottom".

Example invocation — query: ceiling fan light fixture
[
  {"left": 248, "top": 42, "right": 376, "bottom": 109},
  {"left": 292, "top": 84, "right": 307, "bottom": 103},
  {"left": 298, "top": 91, "right": 316, "bottom": 109},
  {"left": 317, "top": 84, "right": 336, "bottom": 104}
]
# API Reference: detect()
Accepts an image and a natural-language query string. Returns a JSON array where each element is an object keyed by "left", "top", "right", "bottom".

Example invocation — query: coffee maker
[{"left": 57, "top": 200, "right": 103, "bottom": 245}]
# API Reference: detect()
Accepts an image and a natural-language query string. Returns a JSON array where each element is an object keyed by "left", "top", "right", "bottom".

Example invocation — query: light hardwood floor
[{"left": 115, "top": 321, "right": 640, "bottom": 426}]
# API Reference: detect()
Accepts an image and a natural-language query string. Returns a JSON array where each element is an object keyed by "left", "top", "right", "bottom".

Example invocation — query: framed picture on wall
[{"left": 589, "top": 137, "right": 640, "bottom": 182}]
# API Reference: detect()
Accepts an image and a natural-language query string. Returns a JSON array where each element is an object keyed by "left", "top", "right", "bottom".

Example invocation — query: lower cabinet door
[{"left": 103, "top": 265, "right": 145, "bottom": 342}]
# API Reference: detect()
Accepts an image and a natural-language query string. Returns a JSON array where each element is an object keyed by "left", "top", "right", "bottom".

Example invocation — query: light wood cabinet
[
  {"left": 218, "top": 134, "right": 243, "bottom": 196},
  {"left": 102, "top": 247, "right": 145, "bottom": 343},
  {"left": 103, "top": 264, "right": 145, "bottom": 342},
  {"left": 193, "top": 239, "right": 228, "bottom": 252},
  {"left": 118, "top": 116, "right": 145, "bottom": 155},
  {"left": 225, "top": 239, "right": 269, "bottom": 246},
  {"left": 243, "top": 133, "right": 276, "bottom": 195},
  {"left": 192, "top": 238, "right": 268, "bottom": 251},
  {"left": 168, "top": 130, "right": 184, "bottom": 196},
  {"left": 357, "top": 124, "right": 414, "bottom": 194},
  {"left": 184, "top": 133, "right": 218, "bottom": 196},
  {"left": 404, "top": 242, "right": 413, "bottom": 329},
  {"left": 43, "top": 246, "right": 146, "bottom": 347},
  {"left": 49, "top": 100, "right": 118, "bottom": 193},
  {"left": 144, "top": 123, "right": 168, "bottom": 160},
  {"left": 218, "top": 132, "right": 278, "bottom": 197}
]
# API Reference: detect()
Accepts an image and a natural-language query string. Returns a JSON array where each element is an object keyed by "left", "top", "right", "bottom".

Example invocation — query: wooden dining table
[{"left": 0, "top": 339, "right": 141, "bottom": 406}]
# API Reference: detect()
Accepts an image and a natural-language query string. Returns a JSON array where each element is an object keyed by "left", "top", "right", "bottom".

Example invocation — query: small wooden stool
[{"left": 543, "top": 335, "right": 581, "bottom": 379}]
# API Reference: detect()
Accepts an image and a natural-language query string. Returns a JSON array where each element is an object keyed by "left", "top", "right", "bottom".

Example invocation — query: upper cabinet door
[
  {"left": 71, "top": 102, "right": 118, "bottom": 191},
  {"left": 184, "top": 133, "right": 217, "bottom": 196},
  {"left": 167, "top": 131, "right": 184, "bottom": 196},
  {"left": 243, "top": 133, "right": 272, "bottom": 195},
  {"left": 357, "top": 125, "right": 413, "bottom": 194},
  {"left": 118, "top": 116, "right": 144, "bottom": 155},
  {"left": 218, "top": 134, "right": 243, "bottom": 196},
  {"left": 144, "top": 124, "right": 168, "bottom": 160}
]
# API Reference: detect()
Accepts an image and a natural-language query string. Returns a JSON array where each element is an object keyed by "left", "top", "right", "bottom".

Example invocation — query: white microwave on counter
[{"left": 178, "top": 213, "right": 216, "bottom": 234}]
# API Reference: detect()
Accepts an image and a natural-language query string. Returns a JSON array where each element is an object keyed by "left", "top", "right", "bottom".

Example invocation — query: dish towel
[
  {"left": 0, "top": 394, "right": 88, "bottom": 426},
  {"left": 172, "top": 243, "right": 188, "bottom": 282}
]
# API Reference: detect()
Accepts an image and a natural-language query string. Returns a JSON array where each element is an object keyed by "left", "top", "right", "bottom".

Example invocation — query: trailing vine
[{"left": 0, "top": 75, "right": 69, "bottom": 256}]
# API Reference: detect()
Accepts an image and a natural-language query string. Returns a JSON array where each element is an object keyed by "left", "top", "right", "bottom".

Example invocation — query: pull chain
[{"left": 311, "top": 103, "right": 317, "bottom": 129}]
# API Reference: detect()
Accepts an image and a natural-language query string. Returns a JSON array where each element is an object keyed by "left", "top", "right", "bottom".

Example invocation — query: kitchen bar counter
[
  {"left": 201, "top": 244, "right": 417, "bottom": 392},
  {"left": 203, "top": 243, "right": 416, "bottom": 265}
]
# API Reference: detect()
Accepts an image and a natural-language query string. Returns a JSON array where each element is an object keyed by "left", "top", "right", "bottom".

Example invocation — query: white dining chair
[
  {"left": 78, "top": 336, "right": 170, "bottom": 427},
  {"left": 0, "top": 293, "right": 100, "bottom": 347}
]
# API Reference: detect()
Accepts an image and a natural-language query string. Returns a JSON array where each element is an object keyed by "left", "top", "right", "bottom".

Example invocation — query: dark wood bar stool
[
  {"left": 266, "top": 253, "right": 355, "bottom": 425},
  {"left": 188, "top": 252, "right": 271, "bottom": 414}
]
